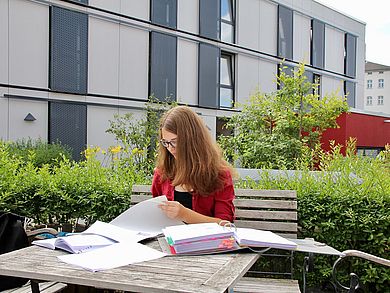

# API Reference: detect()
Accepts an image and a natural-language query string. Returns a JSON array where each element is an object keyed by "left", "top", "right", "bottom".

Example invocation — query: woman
[{"left": 151, "top": 106, "right": 235, "bottom": 224}]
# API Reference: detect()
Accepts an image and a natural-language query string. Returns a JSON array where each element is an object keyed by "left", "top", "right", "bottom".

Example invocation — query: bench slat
[
  {"left": 235, "top": 189, "right": 296, "bottom": 198},
  {"left": 235, "top": 210, "right": 297, "bottom": 221},
  {"left": 233, "top": 277, "right": 301, "bottom": 293},
  {"left": 234, "top": 220, "right": 297, "bottom": 233},
  {"left": 234, "top": 199, "right": 297, "bottom": 210}
]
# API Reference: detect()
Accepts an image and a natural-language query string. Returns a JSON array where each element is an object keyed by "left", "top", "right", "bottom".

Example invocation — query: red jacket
[{"left": 151, "top": 168, "right": 235, "bottom": 222}]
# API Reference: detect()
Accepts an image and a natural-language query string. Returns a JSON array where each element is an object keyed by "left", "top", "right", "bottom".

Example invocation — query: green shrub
[
  {"left": 5, "top": 138, "right": 72, "bottom": 168},
  {"left": 237, "top": 142, "right": 390, "bottom": 291}
]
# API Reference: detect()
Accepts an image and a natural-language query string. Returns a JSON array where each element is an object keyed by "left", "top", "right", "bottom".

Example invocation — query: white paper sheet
[
  {"left": 82, "top": 220, "right": 154, "bottom": 243},
  {"left": 58, "top": 242, "right": 167, "bottom": 272},
  {"left": 110, "top": 195, "right": 184, "bottom": 234}
]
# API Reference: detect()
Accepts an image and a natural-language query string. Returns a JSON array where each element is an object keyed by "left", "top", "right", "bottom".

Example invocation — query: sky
[{"left": 317, "top": 0, "right": 390, "bottom": 66}]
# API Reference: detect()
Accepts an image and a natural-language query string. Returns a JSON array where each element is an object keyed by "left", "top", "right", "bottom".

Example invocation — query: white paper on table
[
  {"left": 58, "top": 242, "right": 167, "bottom": 272},
  {"left": 82, "top": 221, "right": 153, "bottom": 243},
  {"left": 110, "top": 195, "right": 184, "bottom": 234}
]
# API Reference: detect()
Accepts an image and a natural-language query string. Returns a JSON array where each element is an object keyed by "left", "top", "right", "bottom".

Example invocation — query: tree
[{"left": 218, "top": 62, "right": 349, "bottom": 170}]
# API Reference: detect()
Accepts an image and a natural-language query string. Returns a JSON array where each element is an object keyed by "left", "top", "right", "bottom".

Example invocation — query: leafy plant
[
  {"left": 218, "top": 62, "right": 349, "bottom": 170},
  {"left": 105, "top": 97, "right": 176, "bottom": 179}
]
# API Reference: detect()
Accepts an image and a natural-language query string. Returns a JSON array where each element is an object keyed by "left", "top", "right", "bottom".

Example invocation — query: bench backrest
[{"left": 131, "top": 185, "right": 298, "bottom": 239}]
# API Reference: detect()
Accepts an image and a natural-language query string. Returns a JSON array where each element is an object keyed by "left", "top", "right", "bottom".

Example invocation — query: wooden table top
[{"left": 0, "top": 242, "right": 259, "bottom": 293}]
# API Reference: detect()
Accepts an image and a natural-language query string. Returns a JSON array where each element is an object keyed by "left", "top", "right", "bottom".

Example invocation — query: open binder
[{"left": 162, "top": 223, "right": 298, "bottom": 255}]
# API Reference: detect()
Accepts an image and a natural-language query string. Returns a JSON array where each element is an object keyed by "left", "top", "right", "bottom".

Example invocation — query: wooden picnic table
[{"left": 0, "top": 240, "right": 259, "bottom": 293}]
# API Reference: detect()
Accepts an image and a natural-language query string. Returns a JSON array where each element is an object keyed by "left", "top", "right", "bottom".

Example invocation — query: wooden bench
[
  {"left": 131, "top": 185, "right": 301, "bottom": 293},
  {"left": 3, "top": 281, "right": 67, "bottom": 293}
]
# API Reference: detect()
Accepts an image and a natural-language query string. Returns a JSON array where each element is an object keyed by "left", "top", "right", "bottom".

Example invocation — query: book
[
  {"left": 32, "top": 234, "right": 115, "bottom": 254},
  {"left": 234, "top": 228, "right": 298, "bottom": 250}
]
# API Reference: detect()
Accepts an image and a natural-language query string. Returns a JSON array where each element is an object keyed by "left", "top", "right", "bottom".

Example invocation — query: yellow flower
[{"left": 109, "top": 145, "right": 122, "bottom": 154}]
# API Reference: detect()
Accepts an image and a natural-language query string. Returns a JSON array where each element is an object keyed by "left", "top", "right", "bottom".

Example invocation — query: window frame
[
  {"left": 366, "top": 96, "right": 372, "bottom": 106},
  {"left": 219, "top": 52, "right": 235, "bottom": 109},
  {"left": 367, "top": 79, "right": 372, "bottom": 89},
  {"left": 378, "top": 79, "right": 384, "bottom": 88},
  {"left": 220, "top": 0, "right": 235, "bottom": 43},
  {"left": 378, "top": 96, "right": 384, "bottom": 105}
]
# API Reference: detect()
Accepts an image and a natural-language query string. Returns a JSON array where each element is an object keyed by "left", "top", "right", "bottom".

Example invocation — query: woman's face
[{"left": 161, "top": 128, "right": 177, "bottom": 158}]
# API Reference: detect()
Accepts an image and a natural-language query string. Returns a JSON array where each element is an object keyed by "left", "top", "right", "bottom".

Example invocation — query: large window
[
  {"left": 378, "top": 96, "right": 384, "bottom": 105},
  {"left": 366, "top": 96, "right": 372, "bottom": 106},
  {"left": 49, "top": 102, "right": 87, "bottom": 161},
  {"left": 50, "top": 7, "right": 88, "bottom": 94},
  {"left": 378, "top": 79, "right": 384, "bottom": 88},
  {"left": 150, "top": 0, "right": 177, "bottom": 29},
  {"left": 149, "top": 32, "right": 177, "bottom": 102},
  {"left": 220, "top": 53, "right": 234, "bottom": 108},
  {"left": 345, "top": 33, "right": 357, "bottom": 78},
  {"left": 221, "top": 0, "right": 235, "bottom": 43},
  {"left": 278, "top": 6, "right": 293, "bottom": 60},
  {"left": 344, "top": 81, "right": 355, "bottom": 107},
  {"left": 199, "top": 0, "right": 235, "bottom": 43},
  {"left": 311, "top": 19, "right": 325, "bottom": 69},
  {"left": 367, "top": 80, "right": 372, "bottom": 89}
]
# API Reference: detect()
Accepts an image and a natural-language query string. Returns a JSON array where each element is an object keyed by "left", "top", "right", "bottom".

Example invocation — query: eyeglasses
[{"left": 160, "top": 139, "right": 177, "bottom": 149}]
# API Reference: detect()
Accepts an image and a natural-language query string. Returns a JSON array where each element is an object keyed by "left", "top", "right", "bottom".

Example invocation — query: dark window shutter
[
  {"left": 199, "top": 43, "right": 220, "bottom": 108},
  {"left": 344, "top": 81, "right": 355, "bottom": 107},
  {"left": 151, "top": 0, "right": 177, "bottom": 28},
  {"left": 149, "top": 32, "right": 177, "bottom": 102},
  {"left": 311, "top": 19, "right": 325, "bottom": 69},
  {"left": 278, "top": 5, "right": 293, "bottom": 60},
  {"left": 49, "top": 102, "right": 87, "bottom": 161},
  {"left": 50, "top": 7, "right": 88, "bottom": 94},
  {"left": 199, "top": 0, "right": 220, "bottom": 40},
  {"left": 345, "top": 33, "right": 356, "bottom": 78}
]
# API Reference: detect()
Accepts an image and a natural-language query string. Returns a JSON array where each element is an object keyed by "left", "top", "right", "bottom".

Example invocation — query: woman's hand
[{"left": 159, "top": 201, "right": 187, "bottom": 221}]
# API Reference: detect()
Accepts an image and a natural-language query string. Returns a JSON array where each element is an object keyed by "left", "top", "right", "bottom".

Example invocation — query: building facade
[
  {"left": 364, "top": 61, "right": 390, "bottom": 114},
  {"left": 0, "top": 0, "right": 365, "bottom": 159}
]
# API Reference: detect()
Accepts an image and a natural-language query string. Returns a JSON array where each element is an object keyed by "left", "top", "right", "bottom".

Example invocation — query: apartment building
[
  {"left": 0, "top": 0, "right": 365, "bottom": 159},
  {"left": 364, "top": 61, "right": 390, "bottom": 114}
]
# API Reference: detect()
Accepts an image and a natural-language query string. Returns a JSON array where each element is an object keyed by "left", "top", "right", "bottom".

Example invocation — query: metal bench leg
[{"left": 30, "top": 280, "right": 40, "bottom": 293}]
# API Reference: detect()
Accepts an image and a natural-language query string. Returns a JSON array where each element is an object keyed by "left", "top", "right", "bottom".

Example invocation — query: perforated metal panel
[
  {"left": 149, "top": 32, "right": 177, "bottom": 102},
  {"left": 198, "top": 43, "right": 219, "bottom": 108},
  {"left": 49, "top": 102, "right": 87, "bottom": 161},
  {"left": 311, "top": 19, "right": 325, "bottom": 69},
  {"left": 151, "top": 0, "right": 177, "bottom": 28},
  {"left": 50, "top": 7, "right": 88, "bottom": 94}
]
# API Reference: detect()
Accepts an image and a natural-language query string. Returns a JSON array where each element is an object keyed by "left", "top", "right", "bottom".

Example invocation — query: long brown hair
[{"left": 156, "top": 106, "right": 233, "bottom": 195}]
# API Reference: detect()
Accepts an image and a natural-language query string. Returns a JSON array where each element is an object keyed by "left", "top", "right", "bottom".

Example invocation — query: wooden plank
[
  {"left": 234, "top": 220, "right": 297, "bottom": 233},
  {"left": 130, "top": 194, "right": 152, "bottom": 204},
  {"left": 233, "top": 277, "right": 301, "bottom": 293},
  {"left": 235, "top": 189, "right": 296, "bottom": 199},
  {"left": 235, "top": 210, "right": 297, "bottom": 221},
  {"left": 132, "top": 185, "right": 152, "bottom": 193},
  {"left": 234, "top": 199, "right": 297, "bottom": 210}
]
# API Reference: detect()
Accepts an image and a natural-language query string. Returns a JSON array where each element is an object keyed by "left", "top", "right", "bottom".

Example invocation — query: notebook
[{"left": 234, "top": 228, "right": 297, "bottom": 250}]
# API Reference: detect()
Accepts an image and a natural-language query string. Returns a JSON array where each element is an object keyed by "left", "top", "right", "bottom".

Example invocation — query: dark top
[{"left": 174, "top": 190, "right": 193, "bottom": 210}]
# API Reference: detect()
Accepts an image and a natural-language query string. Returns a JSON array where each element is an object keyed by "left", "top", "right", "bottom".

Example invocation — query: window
[
  {"left": 379, "top": 79, "right": 384, "bottom": 88},
  {"left": 49, "top": 102, "right": 87, "bottom": 161},
  {"left": 378, "top": 96, "right": 384, "bottom": 105},
  {"left": 357, "top": 147, "right": 383, "bottom": 158},
  {"left": 199, "top": 43, "right": 220, "bottom": 108},
  {"left": 379, "top": 71, "right": 384, "bottom": 74},
  {"left": 366, "top": 96, "right": 372, "bottom": 105},
  {"left": 221, "top": 0, "right": 235, "bottom": 43},
  {"left": 149, "top": 32, "right": 177, "bottom": 102},
  {"left": 313, "top": 74, "right": 321, "bottom": 98},
  {"left": 344, "top": 81, "right": 355, "bottom": 107},
  {"left": 220, "top": 53, "right": 234, "bottom": 108},
  {"left": 311, "top": 19, "right": 325, "bottom": 69},
  {"left": 278, "top": 6, "right": 293, "bottom": 60},
  {"left": 367, "top": 80, "right": 372, "bottom": 89},
  {"left": 344, "top": 33, "right": 357, "bottom": 78},
  {"left": 367, "top": 72, "right": 372, "bottom": 75},
  {"left": 199, "top": 0, "right": 235, "bottom": 43},
  {"left": 151, "top": 0, "right": 177, "bottom": 28},
  {"left": 50, "top": 7, "right": 88, "bottom": 94}
]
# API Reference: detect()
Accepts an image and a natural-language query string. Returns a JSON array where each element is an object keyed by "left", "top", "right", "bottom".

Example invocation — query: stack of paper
[{"left": 163, "top": 223, "right": 238, "bottom": 254}]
